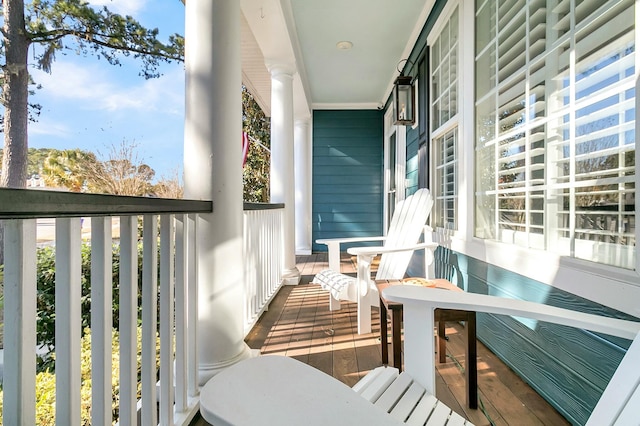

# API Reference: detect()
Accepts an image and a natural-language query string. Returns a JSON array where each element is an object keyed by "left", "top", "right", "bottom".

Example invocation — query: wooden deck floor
[{"left": 196, "top": 253, "right": 571, "bottom": 425}]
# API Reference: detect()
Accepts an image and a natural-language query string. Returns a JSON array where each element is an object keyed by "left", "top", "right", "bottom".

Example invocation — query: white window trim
[
  {"left": 444, "top": 0, "right": 640, "bottom": 318},
  {"left": 383, "top": 107, "right": 407, "bottom": 234},
  {"left": 428, "top": 0, "right": 468, "bottom": 234}
]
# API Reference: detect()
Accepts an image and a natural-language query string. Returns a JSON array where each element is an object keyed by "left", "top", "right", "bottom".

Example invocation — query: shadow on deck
[{"left": 195, "top": 253, "right": 570, "bottom": 426}]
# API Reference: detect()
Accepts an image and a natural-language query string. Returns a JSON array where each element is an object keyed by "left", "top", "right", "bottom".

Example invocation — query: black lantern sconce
[{"left": 392, "top": 60, "right": 415, "bottom": 126}]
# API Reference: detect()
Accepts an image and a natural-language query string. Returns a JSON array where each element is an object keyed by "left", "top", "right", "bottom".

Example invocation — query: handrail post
[{"left": 2, "top": 219, "right": 37, "bottom": 425}]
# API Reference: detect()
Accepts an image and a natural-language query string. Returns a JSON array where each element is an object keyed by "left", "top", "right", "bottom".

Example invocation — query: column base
[
  {"left": 282, "top": 266, "right": 301, "bottom": 285},
  {"left": 295, "top": 248, "right": 312, "bottom": 255},
  {"left": 198, "top": 343, "right": 260, "bottom": 386}
]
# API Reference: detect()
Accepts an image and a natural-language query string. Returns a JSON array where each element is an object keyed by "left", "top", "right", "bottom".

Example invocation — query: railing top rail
[
  {"left": 243, "top": 202, "right": 285, "bottom": 211},
  {"left": 0, "top": 187, "right": 213, "bottom": 219}
]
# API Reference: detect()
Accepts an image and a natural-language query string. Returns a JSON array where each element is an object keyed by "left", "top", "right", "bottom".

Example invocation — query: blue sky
[{"left": 27, "top": 0, "right": 186, "bottom": 181}]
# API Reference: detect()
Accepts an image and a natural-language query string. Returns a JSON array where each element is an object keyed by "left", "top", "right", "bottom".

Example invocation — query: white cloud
[
  {"left": 29, "top": 118, "right": 72, "bottom": 138},
  {"left": 87, "top": 0, "right": 147, "bottom": 16},
  {"left": 32, "top": 60, "right": 184, "bottom": 115}
]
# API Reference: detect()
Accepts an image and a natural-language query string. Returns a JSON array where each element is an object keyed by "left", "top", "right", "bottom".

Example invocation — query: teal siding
[
  {"left": 387, "top": 237, "right": 636, "bottom": 424},
  {"left": 312, "top": 110, "right": 384, "bottom": 251},
  {"left": 445, "top": 252, "right": 637, "bottom": 425}
]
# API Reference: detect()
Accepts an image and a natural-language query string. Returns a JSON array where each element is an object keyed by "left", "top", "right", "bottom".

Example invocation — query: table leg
[
  {"left": 392, "top": 308, "right": 402, "bottom": 371},
  {"left": 380, "top": 298, "right": 389, "bottom": 365},
  {"left": 466, "top": 312, "right": 478, "bottom": 409},
  {"left": 438, "top": 320, "right": 447, "bottom": 363}
]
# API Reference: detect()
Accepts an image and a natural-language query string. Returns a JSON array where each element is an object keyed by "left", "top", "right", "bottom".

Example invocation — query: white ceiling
[{"left": 241, "top": 0, "right": 435, "bottom": 117}]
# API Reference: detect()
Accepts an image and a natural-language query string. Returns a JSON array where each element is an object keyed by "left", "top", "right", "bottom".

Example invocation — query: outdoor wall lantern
[{"left": 392, "top": 61, "right": 415, "bottom": 126}]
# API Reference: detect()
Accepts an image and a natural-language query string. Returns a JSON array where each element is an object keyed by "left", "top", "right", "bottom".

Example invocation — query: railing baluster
[
  {"left": 175, "top": 215, "right": 188, "bottom": 412},
  {"left": 3, "top": 219, "right": 37, "bottom": 425},
  {"left": 91, "top": 217, "right": 113, "bottom": 426},
  {"left": 187, "top": 214, "right": 199, "bottom": 397},
  {"left": 241, "top": 205, "right": 285, "bottom": 334},
  {"left": 55, "top": 218, "right": 82, "bottom": 426},
  {"left": 119, "top": 215, "right": 138, "bottom": 425},
  {"left": 159, "top": 214, "right": 175, "bottom": 425},
  {"left": 1, "top": 189, "right": 209, "bottom": 426},
  {"left": 141, "top": 215, "right": 158, "bottom": 425}
]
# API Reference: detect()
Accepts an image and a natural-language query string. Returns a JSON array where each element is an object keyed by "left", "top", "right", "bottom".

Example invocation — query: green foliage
[
  {"left": 35, "top": 242, "right": 146, "bottom": 372},
  {"left": 242, "top": 86, "right": 271, "bottom": 202},
  {"left": 25, "top": 0, "right": 184, "bottom": 79},
  {"left": 41, "top": 148, "right": 97, "bottom": 191}
]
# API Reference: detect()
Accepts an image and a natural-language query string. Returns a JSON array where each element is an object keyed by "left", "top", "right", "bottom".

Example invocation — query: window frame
[
  {"left": 429, "top": 1, "right": 462, "bottom": 231},
  {"left": 442, "top": 0, "right": 640, "bottom": 317}
]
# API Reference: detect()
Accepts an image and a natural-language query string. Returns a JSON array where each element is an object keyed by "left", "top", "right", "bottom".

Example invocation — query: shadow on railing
[
  {"left": 0, "top": 188, "right": 211, "bottom": 426},
  {"left": 243, "top": 202, "right": 285, "bottom": 335}
]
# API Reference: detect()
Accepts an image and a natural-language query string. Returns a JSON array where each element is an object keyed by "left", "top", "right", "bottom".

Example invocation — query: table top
[{"left": 375, "top": 278, "right": 461, "bottom": 307}]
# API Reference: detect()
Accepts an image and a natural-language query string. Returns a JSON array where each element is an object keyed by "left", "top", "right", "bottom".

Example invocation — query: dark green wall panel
[{"left": 312, "top": 110, "right": 384, "bottom": 251}]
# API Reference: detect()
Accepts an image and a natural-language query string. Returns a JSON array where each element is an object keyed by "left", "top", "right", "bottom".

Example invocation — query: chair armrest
[
  {"left": 381, "top": 286, "right": 640, "bottom": 398},
  {"left": 347, "top": 242, "right": 438, "bottom": 257},
  {"left": 316, "top": 236, "right": 387, "bottom": 246},
  {"left": 382, "top": 286, "right": 640, "bottom": 340},
  {"left": 317, "top": 236, "right": 387, "bottom": 273}
]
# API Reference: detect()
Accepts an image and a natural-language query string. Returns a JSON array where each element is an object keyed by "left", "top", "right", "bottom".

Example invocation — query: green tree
[
  {"left": 41, "top": 148, "right": 96, "bottom": 191},
  {"left": 242, "top": 86, "right": 271, "bottom": 202},
  {"left": 0, "top": 0, "right": 184, "bottom": 189},
  {"left": 26, "top": 147, "right": 52, "bottom": 175}
]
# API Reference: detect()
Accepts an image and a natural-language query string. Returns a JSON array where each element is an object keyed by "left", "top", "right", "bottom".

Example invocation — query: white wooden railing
[
  {"left": 0, "top": 188, "right": 211, "bottom": 426},
  {"left": 242, "top": 203, "right": 285, "bottom": 335}
]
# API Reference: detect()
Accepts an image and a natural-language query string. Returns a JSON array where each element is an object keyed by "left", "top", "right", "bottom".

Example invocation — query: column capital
[
  {"left": 267, "top": 62, "right": 296, "bottom": 79},
  {"left": 294, "top": 116, "right": 311, "bottom": 127}
]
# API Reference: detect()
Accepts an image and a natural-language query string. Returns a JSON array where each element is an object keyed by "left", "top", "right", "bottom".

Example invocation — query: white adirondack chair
[
  {"left": 200, "top": 287, "right": 640, "bottom": 426},
  {"left": 313, "top": 188, "right": 437, "bottom": 334}
]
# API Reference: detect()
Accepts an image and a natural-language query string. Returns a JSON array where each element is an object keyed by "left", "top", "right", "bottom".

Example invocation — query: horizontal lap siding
[
  {"left": 312, "top": 110, "right": 383, "bottom": 252},
  {"left": 446, "top": 252, "right": 636, "bottom": 425}
]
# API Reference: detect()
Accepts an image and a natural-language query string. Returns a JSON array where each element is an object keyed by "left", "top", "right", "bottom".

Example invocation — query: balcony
[
  {"left": 0, "top": 187, "right": 569, "bottom": 425},
  {"left": 0, "top": 188, "right": 284, "bottom": 425}
]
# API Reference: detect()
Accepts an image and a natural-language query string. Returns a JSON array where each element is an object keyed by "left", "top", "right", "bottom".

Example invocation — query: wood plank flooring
[{"left": 195, "top": 253, "right": 571, "bottom": 426}]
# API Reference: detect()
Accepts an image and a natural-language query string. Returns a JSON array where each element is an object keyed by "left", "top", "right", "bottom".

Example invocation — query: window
[
  {"left": 435, "top": 129, "right": 458, "bottom": 226},
  {"left": 474, "top": 0, "right": 636, "bottom": 269},
  {"left": 432, "top": 6, "right": 459, "bottom": 229}
]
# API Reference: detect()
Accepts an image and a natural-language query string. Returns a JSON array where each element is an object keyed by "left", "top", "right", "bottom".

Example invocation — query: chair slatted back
[{"left": 375, "top": 189, "right": 433, "bottom": 280}]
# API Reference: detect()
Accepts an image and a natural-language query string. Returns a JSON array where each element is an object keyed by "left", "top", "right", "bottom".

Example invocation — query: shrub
[{"left": 36, "top": 243, "right": 147, "bottom": 371}]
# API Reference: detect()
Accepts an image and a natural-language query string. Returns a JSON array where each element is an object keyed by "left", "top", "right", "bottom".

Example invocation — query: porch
[{"left": 196, "top": 254, "right": 571, "bottom": 426}]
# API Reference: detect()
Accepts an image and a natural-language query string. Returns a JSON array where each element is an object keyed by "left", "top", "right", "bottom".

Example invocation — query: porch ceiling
[{"left": 241, "top": 0, "right": 435, "bottom": 116}]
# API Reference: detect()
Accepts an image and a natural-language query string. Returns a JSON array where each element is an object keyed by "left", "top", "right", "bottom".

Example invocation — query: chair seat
[
  {"left": 354, "top": 366, "right": 473, "bottom": 425},
  {"left": 312, "top": 268, "right": 357, "bottom": 300}
]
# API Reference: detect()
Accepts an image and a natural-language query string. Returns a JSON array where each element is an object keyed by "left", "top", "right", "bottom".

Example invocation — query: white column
[
  {"left": 184, "top": 0, "right": 255, "bottom": 385},
  {"left": 270, "top": 64, "right": 301, "bottom": 284},
  {"left": 294, "top": 118, "right": 312, "bottom": 255}
]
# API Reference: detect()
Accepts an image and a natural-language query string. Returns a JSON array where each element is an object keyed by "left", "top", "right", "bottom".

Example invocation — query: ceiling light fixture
[{"left": 336, "top": 41, "right": 353, "bottom": 50}]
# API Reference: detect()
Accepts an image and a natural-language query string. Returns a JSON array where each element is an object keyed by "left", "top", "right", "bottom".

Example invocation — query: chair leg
[
  {"left": 358, "top": 295, "right": 372, "bottom": 334},
  {"left": 329, "top": 294, "right": 341, "bottom": 311}
]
